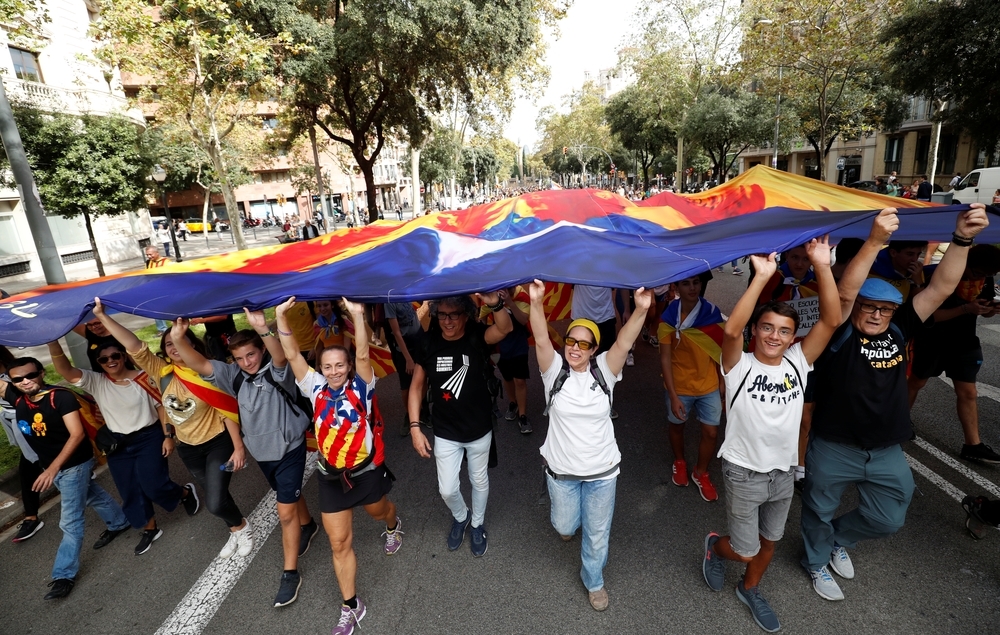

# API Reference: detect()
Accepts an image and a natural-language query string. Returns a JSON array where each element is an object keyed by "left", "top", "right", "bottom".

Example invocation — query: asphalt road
[{"left": 3, "top": 267, "right": 1000, "bottom": 635}]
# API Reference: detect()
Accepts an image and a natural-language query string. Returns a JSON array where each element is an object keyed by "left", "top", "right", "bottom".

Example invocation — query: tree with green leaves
[
  {"left": 92, "top": 0, "right": 285, "bottom": 251},
  {"left": 680, "top": 88, "right": 773, "bottom": 183},
  {"left": 236, "top": 0, "right": 559, "bottom": 223},
  {"left": 605, "top": 84, "right": 675, "bottom": 189},
  {"left": 881, "top": 0, "right": 1000, "bottom": 169},
  {"left": 0, "top": 108, "right": 151, "bottom": 276},
  {"left": 536, "top": 82, "right": 614, "bottom": 185},
  {"left": 739, "top": 0, "right": 908, "bottom": 181}
]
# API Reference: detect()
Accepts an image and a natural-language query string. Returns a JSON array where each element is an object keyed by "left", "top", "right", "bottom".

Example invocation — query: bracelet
[
  {"left": 488, "top": 299, "right": 505, "bottom": 312},
  {"left": 51, "top": 352, "right": 65, "bottom": 358},
  {"left": 277, "top": 328, "right": 293, "bottom": 337},
  {"left": 409, "top": 422, "right": 422, "bottom": 429},
  {"left": 259, "top": 330, "right": 276, "bottom": 338},
  {"left": 164, "top": 433, "right": 176, "bottom": 439},
  {"left": 952, "top": 232, "right": 974, "bottom": 247}
]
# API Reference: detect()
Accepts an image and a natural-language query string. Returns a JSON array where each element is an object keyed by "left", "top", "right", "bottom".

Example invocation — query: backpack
[
  {"left": 231, "top": 364, "right": 314, "bottom": 421},
  {"left": 543, "top": 355, "right": 612, "bottom": 416}
]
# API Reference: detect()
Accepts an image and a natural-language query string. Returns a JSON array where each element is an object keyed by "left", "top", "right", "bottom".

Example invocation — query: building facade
[{"left": 0, "top": 0, "right": 151, "bottom": 282}]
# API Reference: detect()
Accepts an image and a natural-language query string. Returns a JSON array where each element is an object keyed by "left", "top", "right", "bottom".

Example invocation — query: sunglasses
[
  {"left": 437, "top": 311, "right": 465, "bottom": 322},
  {"left": 10, "top": 370, "right": 43, "bottom": 384},
  {"left": 97, "top": 352, "right": 124, "bottom": 365},
  {"left": 564, "top": 337, "right": 595, "bottom": 351}
]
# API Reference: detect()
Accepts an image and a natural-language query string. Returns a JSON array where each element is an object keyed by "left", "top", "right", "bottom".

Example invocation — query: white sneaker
[
  {"left": 236, "top": 520, "right": 254, "bottom": 557},
  {"left": 807, "top": 565, "right": 844, "bottom": 601},
  {"left": 626, "top": 352, "right": 635, "bottom": 367},
  {"left": 829, "top": 544, "right": 855, "bottom": 579},
  {"left": 219, "top": 531, "right": 240, "bottom": 559}
]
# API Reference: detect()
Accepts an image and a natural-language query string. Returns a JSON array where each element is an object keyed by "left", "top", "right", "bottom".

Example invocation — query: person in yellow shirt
[
  {"left": 658, "top": 275, "right": 725, "bottom": 502},
  {"left": 284, "top": 300, "right": 319, "bottom": 361}
]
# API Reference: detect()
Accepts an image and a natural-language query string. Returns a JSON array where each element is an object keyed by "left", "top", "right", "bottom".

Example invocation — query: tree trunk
[
  {"left": 205, "top": 141, "right": 248, "bottom": 250},
  {"left": 308, "top": 122, "right": 328, "bottom": 225},
  {"left": 202, "top": 187, "right": 211, "bottom": 240},
  {"left": 410, "top": 147, "right": 421, "bottom": 216},
  {"left": 676, "top": 137, "right": 685, "bottom": 192},
  {"left": 82, "top": 209, "right": 106, "bottom": 277},
  {"left": 359, "top": 159, "right": 379, "bottom": 224},
  {"left": 928, "top": 99, "right": 948, "bottom": 188}
]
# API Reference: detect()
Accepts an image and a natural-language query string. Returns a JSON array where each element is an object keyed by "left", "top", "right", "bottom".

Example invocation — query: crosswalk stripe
[
  {"left": 911, "top": 436, "right": 1000, "bottom": 498},
  {"left": 904, "top": 453, "right": 965, "bottom": 502},
  {"left": 155, "top": 452, "right": 318, "bottom": 635}
]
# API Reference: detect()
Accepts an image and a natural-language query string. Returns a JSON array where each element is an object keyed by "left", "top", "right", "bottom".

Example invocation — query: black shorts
[
  {"left": 318, "top": 463, "right": 393, "bottom": 514},
  {"left": 913, "top": 346, "right": 983, "bottom": 383},
  {"left": 497, "top": 355, "right": 530, "bottom": 381},
  {"left": 256, "top": 441, "right": 307, "bottom": 504}
]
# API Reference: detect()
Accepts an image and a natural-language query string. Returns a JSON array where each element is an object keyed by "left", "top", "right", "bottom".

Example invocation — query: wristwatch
[
  {"left": 165, "top": 432, "right": 176, "bottom": 439},
  {"left": 260, "top": 330, "right": 276, "bottom": 338}
]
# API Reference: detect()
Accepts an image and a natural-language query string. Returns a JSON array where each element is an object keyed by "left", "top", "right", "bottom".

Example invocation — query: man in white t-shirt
[{"left": 700, "top": 234, "right": 843, "bottom": 633}]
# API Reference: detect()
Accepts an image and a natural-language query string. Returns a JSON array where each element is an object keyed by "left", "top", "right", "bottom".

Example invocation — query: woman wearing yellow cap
[{"left": 527, "top": 279, "right": 652, "bottom": 612}]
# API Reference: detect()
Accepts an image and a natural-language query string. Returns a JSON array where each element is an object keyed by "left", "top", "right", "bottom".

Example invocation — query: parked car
[
  {"left": 186, "top": 217, "right": 212, "bottom": 232},
  {"left": 951, "top": 168, "right": 1000, "bottom": 205},
  {"left": 845, "top": 180, "right": 878, "bottom": 192}
]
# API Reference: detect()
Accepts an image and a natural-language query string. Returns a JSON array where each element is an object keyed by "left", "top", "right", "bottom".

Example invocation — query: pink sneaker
[
  {"left": 672, "top": 460, "right": 689, "bottom": 487},
  {"left": 382, "top": 516, "right": 403, "bottom": 555}
]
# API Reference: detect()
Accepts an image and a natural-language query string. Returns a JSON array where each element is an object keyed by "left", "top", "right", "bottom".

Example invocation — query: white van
[{"left": 950, "top": 167, "right": 1000, "bottom": 205}]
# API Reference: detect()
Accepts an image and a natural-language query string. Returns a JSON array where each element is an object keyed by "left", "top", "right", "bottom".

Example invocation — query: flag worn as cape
[{"left": 657, "top": 299, "right": 726, "bottom": 363}]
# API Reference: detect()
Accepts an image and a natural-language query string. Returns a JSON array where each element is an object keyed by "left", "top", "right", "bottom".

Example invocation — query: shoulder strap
[
  {"left": 133, "top": 371, "right": 163, "bottom": 405},
  {"left": 542, "top": 356, "right": 572, "bottom": 416},
  {"left": 232, "top": 372, "right": 246, "bottom": 397},
  {"left": 343, "top": 385, "right": 370, "bottom": 424},
  {"left": 782, "top": 355, "right": 803, "bottom": 391},
  {"left": 588, "top": 357, "right": 612, "bottom": 410},
  {"left": 729, "top": 367, "right": 753, "bottom": 410},
  {"left": 827, "top": 323, "right": 854, "bottom": 354},
  {"left": 888, "top": 321, "right": 904, "bottom": 342}
]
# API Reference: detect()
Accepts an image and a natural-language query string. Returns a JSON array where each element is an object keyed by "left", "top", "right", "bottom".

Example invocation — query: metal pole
[
  {"left": 773, "top": 34, "right": 783, "bottom": 170},
  {"left": 162, "top": 191, "right": 182, "bottom": 262}
]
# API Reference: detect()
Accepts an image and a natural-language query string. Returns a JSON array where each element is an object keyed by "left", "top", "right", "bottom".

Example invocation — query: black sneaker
[
  {"left": 960, "top": 443, "right": 1000, "bottom": 464},
  {"left": 134, "top": 528, "right": 163, "bottom": 555},
  {"left": 299, "top": 518, "right": 319, "bottom": 557},
  {"left": 182, "top": 483, "right": 200, "bottom": 516},
  {"left": 470, "top": 525, "right": 488, "bottom": 557},
  {"left": 518, "top": 415, "right": 532, "bottom": 435},
  {"left": 11, "top": 518, "right": 44, "bottom": 543},
  {"left": 93, "top": 526, "right": 129, "bottom": 550},
  {"left": 504, "top": 402, "right": 518, "bottom": 421},
  {"left": 44, "top": 577, "right": 75, "bottom": 600},
  {"left": 273, "top": 571, "right": 302, "bottom": 607}
]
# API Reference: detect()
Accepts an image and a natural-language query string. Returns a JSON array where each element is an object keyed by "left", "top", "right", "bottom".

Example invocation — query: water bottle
[{"left": 220, "top": 461, "right": 235, "bottom": 472}]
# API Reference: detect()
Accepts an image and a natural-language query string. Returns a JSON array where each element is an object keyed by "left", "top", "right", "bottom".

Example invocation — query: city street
[{"left": 2, "top": 269, "right": 999, "bottom": 635}]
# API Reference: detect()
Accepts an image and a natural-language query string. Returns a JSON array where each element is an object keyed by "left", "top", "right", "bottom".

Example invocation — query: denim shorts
[
  {"left": 722, "top": 458, "right": 794, "bottom": 558},
  {"left": 665, "top": 390, "right": 722, "bottom": 426}
]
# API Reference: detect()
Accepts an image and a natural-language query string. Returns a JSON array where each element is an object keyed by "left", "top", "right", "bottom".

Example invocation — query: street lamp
[
  {"left": 151, "top": 164, "right": 182, "bottom": 262},
  {"left": 657, "top": 161, "right": 662, "bottom": 191}
]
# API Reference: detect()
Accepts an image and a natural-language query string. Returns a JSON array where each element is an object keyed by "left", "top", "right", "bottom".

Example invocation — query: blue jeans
[
  {"left": 106, "top": 425, "right": 183, "bottom": 528},
  {"left": 547, "top": 474, "right": 617, "bottom": 592},
  {"left": 154, "top": 319, "right": 170, "bottom": 332},
  {"left": 800, "top": 436, "right": 914, "bottom": 570},
  {"left": 52, "top": 457, "right": 129, "bottom": 580},
  {"left": 434, "top": 432, "right": 491, "bottom": 528}
]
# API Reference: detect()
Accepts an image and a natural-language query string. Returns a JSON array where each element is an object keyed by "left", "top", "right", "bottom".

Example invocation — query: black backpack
[{"left": 543, "top": 355, "right": 612, "bottom": 416}]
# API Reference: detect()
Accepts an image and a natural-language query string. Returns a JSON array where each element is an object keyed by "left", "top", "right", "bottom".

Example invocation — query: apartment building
[{"left": 0, "top": 0, "right": 150, "bottom": 282}]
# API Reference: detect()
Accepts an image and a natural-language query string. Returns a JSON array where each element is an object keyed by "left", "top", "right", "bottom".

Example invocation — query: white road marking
[
  {"left": 154, "top": 452, "right": 318, "bottom": 635},
  {"left": 912, "top": 436, "right": 1000, "bottom": 498},
  {"left": 938, "top": 374, "right": 1000, "bottom": 404},
  {"left": 904, "top": 453, "right": 965, "bottom": 502}
]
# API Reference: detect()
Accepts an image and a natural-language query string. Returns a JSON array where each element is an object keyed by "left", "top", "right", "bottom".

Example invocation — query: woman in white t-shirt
[
  {"left": 527, "top": 279, "right": 652, "bottom": 612},
  {"left": 46, "top": 339, "right": 198, "bottom": 556}
]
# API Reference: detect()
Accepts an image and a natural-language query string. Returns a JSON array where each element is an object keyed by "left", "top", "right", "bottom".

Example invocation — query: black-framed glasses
[
  {"left": 858, "top": 303, "right": 896, "bottom": 317},
  {"left": 564, "top": 337, "right": 594, "bottom": 351},
  {"left": 97, "top": 352, "right": 124, "bottom": 365},
  {"left": 437, "top": 311, "right": 465, "bottom": 322},
  {"left": 10, "top": 370, "right": 43, "bottom": 384}
]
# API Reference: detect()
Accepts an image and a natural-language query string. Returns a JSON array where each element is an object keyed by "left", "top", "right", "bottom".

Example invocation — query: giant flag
[{"left": 2, "top": 166, "right": 997, "bottom": 347}]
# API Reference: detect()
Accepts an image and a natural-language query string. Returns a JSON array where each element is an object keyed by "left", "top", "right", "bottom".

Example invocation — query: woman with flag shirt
[
  {"left": 92, "top": 298, "right": 253, "bottom": 560},
  {"left": 275, "top": 295, "right": 401, "bottom": 635}
]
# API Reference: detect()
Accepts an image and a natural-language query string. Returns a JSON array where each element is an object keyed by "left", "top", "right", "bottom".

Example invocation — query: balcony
[{"left": 2, "top": 78, "right": 146, "bottom": 124}]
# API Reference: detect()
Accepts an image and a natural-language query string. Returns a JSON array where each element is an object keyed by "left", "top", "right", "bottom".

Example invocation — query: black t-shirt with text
[
  {"left": 413, "top": 322, "right": 493, "bottom": 443},
  {"left": 811, "top": 302, "right": 927, "bottom": 449},
  {"left": 3, "top": 384, "right": 91, "bottom": 470}
]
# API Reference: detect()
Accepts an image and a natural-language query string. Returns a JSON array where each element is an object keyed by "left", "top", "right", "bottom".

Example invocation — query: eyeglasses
[
  {"left": 437, "top": 311, "right": 465, "bottom": 322},
  {"left": 858, "top": 303, "right": 896, "bottom": 317},
  {"left": 97, "top": 352, "right": 124, "bottom": 365},
  {"left": 564, "top": 337, "right": 595, "bottom": 351},
  {"left": 9, "top": 370, "right": 43, "bottom": 384},
  {"left": 756, "top": 324, "right": 795, "bottom": 337}
]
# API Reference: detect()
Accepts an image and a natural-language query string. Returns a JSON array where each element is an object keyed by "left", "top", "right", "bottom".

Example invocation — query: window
[
  {"left": 9, "top": 47, "right": 42, "bottom": 83},
  {"left": 884, "top": 137, "right": 903, "bottom": 174},
  {"left": 262, "top": 118, "right": 278, "bottom": 130},
  {"left": 938, "top": 134, "right": 958, "bottom": 174},
  {"left": 914, "top": 134, "right": 930, "bottom": 174}
]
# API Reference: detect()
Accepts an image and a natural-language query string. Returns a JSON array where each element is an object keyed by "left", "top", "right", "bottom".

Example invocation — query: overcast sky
[{"left": 503, "top": 0, "right": 644, "bottom": 151}]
